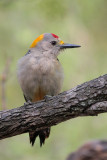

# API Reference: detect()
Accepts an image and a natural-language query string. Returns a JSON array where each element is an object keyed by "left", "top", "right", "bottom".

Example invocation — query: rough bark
[
  {"left": 0, "top": 74, "right": 107, "bottom": 140},
  {"left": 66, "top": 140, "right": 107, "bottom": 160}
]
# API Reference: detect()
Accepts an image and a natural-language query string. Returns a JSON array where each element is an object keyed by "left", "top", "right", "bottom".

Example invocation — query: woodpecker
[{"left": 17, "top": 33, "right": 80, "bottom": 147}]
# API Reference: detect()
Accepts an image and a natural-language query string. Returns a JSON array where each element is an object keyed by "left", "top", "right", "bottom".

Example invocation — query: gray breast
[{"left": 17, "top": 55, "right": 64, "bottom": 100}]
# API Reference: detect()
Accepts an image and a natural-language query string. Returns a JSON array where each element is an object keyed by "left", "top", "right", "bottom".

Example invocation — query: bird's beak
[{"left": 60, "top": 43, "right": 81, "bottom": 49}]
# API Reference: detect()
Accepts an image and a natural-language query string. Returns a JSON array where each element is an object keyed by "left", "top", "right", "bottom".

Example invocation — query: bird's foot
[
  {"left": 24, "top": 100, "right": 32, "bottom": 106},
  {"left": 44, "top": 95, "right": 52, "bottom": 102}
]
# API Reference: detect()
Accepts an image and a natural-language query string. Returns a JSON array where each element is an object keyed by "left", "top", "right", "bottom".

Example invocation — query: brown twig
[
  {"left": 66, "top": 140, "right": 107, "bottom": 160},
  {"left": 0, "top": 57, "right": 11, "bottom": 110}
]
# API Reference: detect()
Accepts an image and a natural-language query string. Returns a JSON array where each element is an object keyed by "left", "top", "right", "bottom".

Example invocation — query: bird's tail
[{"left": 29, "top": 128, "right": 50, "bottom": 147}]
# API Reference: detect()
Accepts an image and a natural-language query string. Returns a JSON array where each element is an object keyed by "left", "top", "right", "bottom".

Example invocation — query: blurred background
[{"left": 0, "top": 0, "right": 107, "bottom": 160}]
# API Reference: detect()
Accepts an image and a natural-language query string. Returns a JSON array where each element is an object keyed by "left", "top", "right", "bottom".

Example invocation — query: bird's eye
[{"left": 51, "top": 41, "right": 57, "bottom": 45}]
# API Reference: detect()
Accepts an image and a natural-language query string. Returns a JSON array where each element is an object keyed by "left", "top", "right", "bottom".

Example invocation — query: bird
[{"left": 17, "top": 33, "right": 80, "bottom": 147}]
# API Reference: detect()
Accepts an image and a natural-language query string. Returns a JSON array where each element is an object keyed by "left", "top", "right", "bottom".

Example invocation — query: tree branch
[
  {"left": 0, "top": 74, "right": 107, "bottom": 140},
  {"left": 66, "top": 140, "right": 107, "bottom": 160},
  {"left": 0, "top": 57, "right": 11, "bottom": 110}
]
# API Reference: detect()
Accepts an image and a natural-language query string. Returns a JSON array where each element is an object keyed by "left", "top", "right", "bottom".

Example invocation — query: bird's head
[{"left": 30, "top": 33, "right": 81, "bottom": 57}]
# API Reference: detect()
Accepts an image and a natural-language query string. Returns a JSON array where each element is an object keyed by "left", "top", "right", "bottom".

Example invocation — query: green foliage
[{"left": 0, "top": 0, "right": 107, "bottom": 160}]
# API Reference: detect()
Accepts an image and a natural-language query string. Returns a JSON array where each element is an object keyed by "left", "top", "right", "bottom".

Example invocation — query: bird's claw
[
  {"left": 44, "top": 95, "right": 52, "bottom": 102},
  {"left": 24, "top": 100, "right": 32, "bottom": 106}
]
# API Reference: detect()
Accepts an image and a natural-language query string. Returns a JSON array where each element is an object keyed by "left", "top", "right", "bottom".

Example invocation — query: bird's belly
[
  {"left": 17, "top": 56, "right": 64, "bottom": 101},
  {"left": 31, "top": 65, "right": 64, "bottom": 101}
]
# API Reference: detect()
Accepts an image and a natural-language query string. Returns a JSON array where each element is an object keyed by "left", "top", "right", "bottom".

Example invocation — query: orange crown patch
[{"left": 30, "top": 34, "right": 44, "bottom": 48}]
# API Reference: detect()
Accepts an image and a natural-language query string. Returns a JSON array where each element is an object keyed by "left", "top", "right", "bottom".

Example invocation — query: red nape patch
[{"left": 51, "top": 33, "right": 59, "bottom": 39}]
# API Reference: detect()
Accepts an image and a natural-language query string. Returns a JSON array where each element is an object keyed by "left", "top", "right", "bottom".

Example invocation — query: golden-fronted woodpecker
[{"left": 17, "top": 33, "right": 81, "bottom": 147}]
